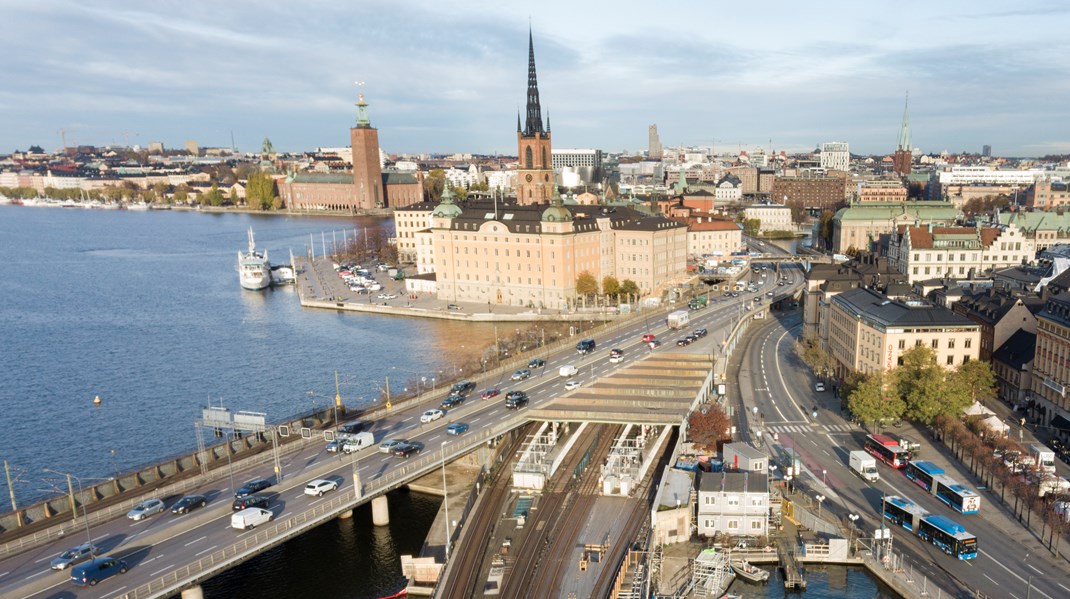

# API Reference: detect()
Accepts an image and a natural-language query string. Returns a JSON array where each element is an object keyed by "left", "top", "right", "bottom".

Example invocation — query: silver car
[
  {"left": 126, "top": 498, "right": 165, "bottom": 521},
  {"left": 50, "top": 542, "right": 98, "bottom": 570}
]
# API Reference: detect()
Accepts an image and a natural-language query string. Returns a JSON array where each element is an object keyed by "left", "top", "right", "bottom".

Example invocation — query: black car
[
  {"left": 393, "top": 442, "right": 422, "bottom": 458},
  {"left": 232, "top": 494, "right": 271, "bottom": 511},
  {"left": 528, "top": 358, "right": 546, "bottom": 368},
  {"left": 505, "top": 392, "right": 529, "bottom": 409},
  {"left": 576, "top": 339, "right": 596, "bottom": 354},
  {"left": 441, "top": 394, "right": 466, "bottom": 409},
  {"left": 171, "top": 495, "right": 207, "bottom": 514},
  {"left": 235, "top": 478, "right": 272, "bottom": 498},
  {"left": 692, "top": 328, "right": 708, "bottom": 338},
  {"left": 676, "top": 338, "right": 692, "bottom": 347},
  {"left": 505, "top": 390, "right": 528, "bottom": 401},
  {"left": 450, "top": 381, "right": 477, "bottom": 396},
  {"left": 338, "top": 421, "right": 366, "bottom": 435}
]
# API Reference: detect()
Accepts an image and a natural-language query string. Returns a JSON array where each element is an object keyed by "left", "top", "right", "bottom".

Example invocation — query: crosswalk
[{"left": 763, "top": 423, "right": 856, "bottom": 434}]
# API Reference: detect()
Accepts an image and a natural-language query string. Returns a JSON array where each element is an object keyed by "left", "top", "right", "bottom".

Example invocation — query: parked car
[
  {"left": 235, "top": 478, "right": 272, "bottom": 498},
  {"left": 379, "top": 438, "right": 407, "bottom": 453},
  {"left": 480, "top": 388, "right": 501, "bottom": 400},
  {"left": 420, "top": 409, "right": 445, "bottom": 423},
  {"left": 304, "top": 479, "right": 339, "bottom": 497},
  {"left": 447, "top": 303, "right": 461, "bottom": 310},
  {"left": 564, "top": 379, "right": 581, "bottom": 391},
  {"left": 440, "top": 394, "right": 466, "bottom": 409},
  {"left": 393, "top": 442, "right": 422, "bottom": 458},
  {"left": 70, "top": 556, "right": 128, "bottom": 587},
  {"left": 446, "top": 422, "right": 470, "bottom": 435},
  {"left": 126, "top": 498, "right": 165, "bottom": 521},
  {"left": 51, "top": 542, "right": 98, "bottom": 570},
  {"left": 511, "top": 368, "right": 532, "bottom": 381},
  {"left": 528, "top": 358, "right": 546, "bottom": 368},
  {"left": 171, "top": 495, "right": 208, "bottom": 514},
  {"left": 231, "top": 494, "right": 271, "bottom": 511}
]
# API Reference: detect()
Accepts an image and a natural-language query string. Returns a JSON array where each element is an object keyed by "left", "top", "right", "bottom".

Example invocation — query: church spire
[
  {"left": 517, "top": 111, "right": 522, "bottom": 133},
  {"left": 523, "top": 27, "right": 545, "bottom": 137},
  {"left": 897, "top": 92, "right": 910, "bottom": 151}
]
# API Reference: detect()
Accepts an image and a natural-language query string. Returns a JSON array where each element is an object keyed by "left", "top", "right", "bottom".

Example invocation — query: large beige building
[
  {"left": 830, "top": 201, "right": 960, "bottom": 253},
  {"left": 1031, "top": 292, "right": 1070, "bottom": 442},
  {"left": 413, "top": 192, "right": 687, "bottom": 310},
  {"left": 887, "top": 223, "right": 1035, "bottom": 283},
  {"left": 824, "top": 288, "right": 980, "bottom": 378},
  {"left": 743, "top": 203, "right": 793, "bottom": 233},
  {"left": 685, "top": 218, "right": 743, "bottom": 258}
]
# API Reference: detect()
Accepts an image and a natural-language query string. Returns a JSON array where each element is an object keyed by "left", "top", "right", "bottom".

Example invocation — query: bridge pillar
[
  {"left": 337, "top": 508, "right": 354, "bottom": 520},
  {"left": 371, "top": 495, "right": 389, "bottom": 526},
  {"left": 181, "top": 585, "right": 204, "bottom": 599}
]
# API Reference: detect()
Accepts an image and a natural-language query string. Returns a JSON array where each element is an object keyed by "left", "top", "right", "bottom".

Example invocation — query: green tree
[
  {"left": 742, "top": 218, "right": 761, "bottom": 236},
  {"left": 894, "top": 346, "right": 964, "bottom": 424},
  {"left": 173, "top": 185, "right": 188, "bottom": 205},
  {"left": 817, "top": 210, "right": 836, "bottom": 249},
  {"left": 228, "top": 186, "right": 239, "bottom": 205},
  {"left": 576, "top": 271, "right": 598, "bottom": 297},
  {"left": 451, "top": 186, "right": 468, "bottom": 201},
  {"left": 620, "top": 279, "right": 640, "bottom": 299},
  {"left": 847, "top": 372, "right": 904, "bottom": 430},
  {"left": 246, "top": 171, "right": 277, "bottom": 210},
  {"left": 950, "top": 359, "right": 996, "bottom": 408},
  {"left": 602, "top": 276, "right": 621, "bottom": 299},
  {"left": 202, "top": 183, "right": 224, "bottom": 207},
  {"left": 424, "top": 169, "right": 445, "bottom": 201}
]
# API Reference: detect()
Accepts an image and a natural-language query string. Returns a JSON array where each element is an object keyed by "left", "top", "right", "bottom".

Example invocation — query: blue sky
[{"left": 3, "top": 0, "right": 1069, "bottom": 157}]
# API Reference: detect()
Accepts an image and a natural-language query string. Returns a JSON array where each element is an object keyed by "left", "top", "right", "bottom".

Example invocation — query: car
[
  {"left": 393, "top": 442, "right": 422, "bottom": 458},
  {"left": 126, "top": 498, "right": 165, "bottom": 521},
  {"left": 642, "top": 334, "right": 656, "bottom": 343},
  {"left": 676, "top": 338, "right": 691, "bottom": 347},
  {"left": 480, "top": 388, "right": 501, "bottom": 400},
  {"left": 767, "top": 291, "right": 774, "bottom": 297},
  {"left": 648, "top": 339, "right": 662, "bottom": 349},
  {"left": 171, "top": 495, "right": 207, "bottom": 514},
  {"left": 693, "top": 328, "right": 708, "bottom": 338},
  {"left": 505, "top": 393, "right": 529, "bottom": 409},
  {"left": 304, "top": 479, "right": 339, "bottom": 497},
  {"left": 325, "top": 438, "right": 345, "bottom": 453},
  {"left": 815, "top": 382, "right": 826, "bottom": 392},
  {"left": 564, "top": 379, "right": 581, "bottom": 391},
  {"left": 685, "top": 334, "right": 697, "bottom": 343},
  {"left": 778, "top": 282, "right": 785, "bottom": 287},
  {"left": 377, "top": 263, "right": 392, "bottom": 272},
  {"left": 51, "top": 542, "right": 98, "bottom": 570},
  {"left": 70, "top": 556, "right": 128, "bottom": 587},
  {"left": 609, "top": 348, "right": 624, "bottom": 363},
  {"left": 450, "top": 381, "right": 477, "bottom": 396},
  {"left": 379, "top": 438, "right": 407, "bottom": 453},
  {"left": 235, "top": 478, "right": 272, "bottom": 498},
  {"left": 446, "top": 422, "right": 470, "bottom": 435},
  {"left": 506, "top": 390, "right": 528, "bottom": 401},
  {"left": 338, "top": 422, "right": 367, "bottom": 435},
  {"left": 447, "top": 303, "right": 462, "bottom": 310},
  {"left": 420, "top": 409, "right": 444, "bottom": 423},
  {"left": 440, "top": 394, "right": 466, "bottom": 409},
  {"left": 528, "top": 358, "right": 546, "bottom": 368},
  {"left": 575, "top": 338, "right": 596, "bottom": 354},
  {"left": 231, "top": 494, "right": 271, "bottom": 511},
  {"left": 511, "top": 368, "right": 531, "bottom": 381}
]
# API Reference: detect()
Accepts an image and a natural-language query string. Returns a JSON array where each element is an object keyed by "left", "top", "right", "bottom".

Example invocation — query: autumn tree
[
  {"left": 619, "top": 279, "right": 640, "bottom": 300},
  {"left": 742, "top": 218, "right": 761, "bottom": 236},
  {"left": 602, "top": 276, "right": 621, "bottom": 299},
  {"left": 687, "top": 403, "right": 733, "bottom": 453},
  {"left": 424, "top": 169, "right": 445, "bottom": 201},
  {"left": 949, "top": 359, "right": 996, "bottom": 408},
  {"left": 576, "top": 271, "right": 598, "bottom": 297},
  {"left": 246, "top": 171, "right": 278, "bottom": 210}
]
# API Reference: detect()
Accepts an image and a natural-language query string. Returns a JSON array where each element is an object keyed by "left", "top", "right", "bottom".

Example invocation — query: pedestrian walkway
[{"left": 766, "top": 422, "right": 856, "bottom": 434}]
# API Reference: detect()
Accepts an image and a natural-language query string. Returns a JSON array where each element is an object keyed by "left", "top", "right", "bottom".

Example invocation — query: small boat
[
  {"left": 731, "top": 558, "right": 770, "bottom": 583},
  {"left": 375, "top": 589, "right": 407, "bottom": 599}
]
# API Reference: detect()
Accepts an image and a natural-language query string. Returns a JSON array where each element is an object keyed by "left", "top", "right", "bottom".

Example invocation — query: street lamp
[
  {"left": 441, "top": 441, "right": 451, "bottom": 562},
  {"left": 822, "top": 469, "right": 827, "bottom": 486},
  {"left": 815, "top": 494, "right": 825, "bottom": 516},
  {"left": 847, "top": 513, "right": 859, "bottom": 549},
  {"left": 43, "top": 469, "right": 94, "bottom": 548}
]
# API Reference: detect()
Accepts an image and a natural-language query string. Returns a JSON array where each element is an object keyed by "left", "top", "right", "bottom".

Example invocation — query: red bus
[{"left": 864, "top": 434, "right": 909, "bottom": 469}]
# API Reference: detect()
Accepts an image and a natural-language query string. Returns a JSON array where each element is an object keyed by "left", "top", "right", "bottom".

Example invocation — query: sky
[{"left": 3, "top": 0, "right": 1069, "bottom": 157}]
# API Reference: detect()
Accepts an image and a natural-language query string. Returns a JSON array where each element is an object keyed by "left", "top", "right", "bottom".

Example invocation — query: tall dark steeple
[
  {"left": 893, "top": 92, "right": 912, "bottom": 175},
  {"left": 524, "top": 28, "right": 545, "bottom": 136}
]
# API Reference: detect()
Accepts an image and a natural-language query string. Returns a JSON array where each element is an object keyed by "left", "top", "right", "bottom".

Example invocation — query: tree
[
  {"left": 620, "top": 279, "right": 640, "bottom": 300},
  {"left": 246, "top": 171, "right": 277, "bottom": 210},
  {"left": 893, "top": 346, "right": 962, "bottom": 425},
  {"left": 817, "top": 210, "right": 836, "bottom": 249},
  {"left": 424, "top": 169, "right": 445, "bottom": 201},
  {"left": 847, "top": 372, "right": 904, "bottom": 430},
  {"left": 173, "top": 186, "right": 189, "bottom": 205},
  {"left": 575, "top": 271, "right": 598, "bottom": 297},
  {"left": 950, "top": 359, "right": 996, "bottom": 408},
  {"left": 451, "top": 186, "right": 468, "bottom": 201},
  {"left": 602, "top": 276, "right": 621, "bottom": 299},
  {"left": 796, "top": 341, "right": 835, "bottom": 377},
  {"left": 202, "top": 183, "right": 224, "bottom": 207},
  {"left": 742, "top": 218, "right": 761, "bottom": 236},
  {"left": 687, "top": 404, "right": 733, "bottom": 453}
]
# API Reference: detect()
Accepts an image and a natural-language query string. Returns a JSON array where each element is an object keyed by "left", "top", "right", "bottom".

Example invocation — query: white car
[
  {"left": 815, "top": 382, "right": 826, "bottom": 392},
  {"left": 564, "top": 379, "right": 581, "bottom": 391},
  {"left": 420, "top": 409, "right": 444, "bottom": 423},
  {"left": 304, "top": 479, "right": 338, "bottom": 497}
]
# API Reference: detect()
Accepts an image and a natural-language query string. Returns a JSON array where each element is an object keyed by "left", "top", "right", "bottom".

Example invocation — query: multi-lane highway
[
  {"left": 736, "top": 307, "right": 1069, "bottom": 599},
  {"left": 0, "top": 260, "right": 799, "bottom": 598}
]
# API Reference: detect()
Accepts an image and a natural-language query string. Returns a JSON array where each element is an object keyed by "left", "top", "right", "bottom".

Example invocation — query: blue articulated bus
[
  {"left": 933, "top": 475, "right": 981, "bottom": 514},
  {"left": 917, "top": 514, "right": 978, "bottom": 560},
  {"left": 904, "top": 461, "right": 944, "bottom": 493}
]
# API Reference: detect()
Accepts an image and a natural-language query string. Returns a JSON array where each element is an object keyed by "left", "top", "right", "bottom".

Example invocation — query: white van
[
  {"left": 342, "top": 432, "right": 375, "bottom": 454},
  {"left": 559, "top": 364, "right": 578, "bottom": 377},
  {"left": 231, "top": 507, "right": 273, "bottom": 530}
]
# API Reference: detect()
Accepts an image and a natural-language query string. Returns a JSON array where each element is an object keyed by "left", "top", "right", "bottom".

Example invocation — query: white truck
[
  {"left": 231, "top": 507, "right": 273, "bottom": 530},
  {"left": 849, "top": 450, "right": 879, "bottom": 482},
  {"left": 559, "top": 364, "right": 578, "bottom": 378},
  {"left": 667, "top": 310, "right": 690, "bottom": 330},
  {"left": 1030, "top": 444, "right": 1057, "bottom": 474},
  {"left": 342, "top": 432, "right": 375, "bottom": 454}
]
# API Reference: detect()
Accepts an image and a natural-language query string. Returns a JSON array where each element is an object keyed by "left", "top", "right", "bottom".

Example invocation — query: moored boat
[
  {"left": 238, "top": 228, "right": 272, "bottom": 290},
  {"left": 730, "top": 558, "right": 770, "bottom": 583}
]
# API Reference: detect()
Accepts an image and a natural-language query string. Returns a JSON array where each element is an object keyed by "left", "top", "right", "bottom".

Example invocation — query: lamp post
[
  {"left": 43, "top": 469, "right": 94, "bottom": 548},
  {"left": 815, "top": 494, "right": 825, "bottom": 516},
  {"left": 822, "top": 469, "right": 827, "bottom": 487},
  {"left": 441, "top": 441, "right": 451, "bottom": 562},
  {"left": 847, "top": 513, "right": 859, "bottom": 550}
]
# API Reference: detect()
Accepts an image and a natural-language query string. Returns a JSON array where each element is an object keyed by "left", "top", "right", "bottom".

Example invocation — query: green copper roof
[
  {"left": 542, "top": 185, "right": 572, "bottom": 222},
  {"left": 1005, "top": 210, "right": 1070, "bottom": 232},
  {"left": 432, "top": 184, "right": 462, "bottom": 218},
  {"left": 834, "top": 201, "right": 960, "bottom": 222}
]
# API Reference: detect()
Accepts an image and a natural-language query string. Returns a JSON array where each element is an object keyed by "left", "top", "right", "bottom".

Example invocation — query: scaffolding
[
  {"left": 689, "top": 548, "right": 734, "bottom": 598},
  {"left": 512, "top": 422, "right": 558, "bottom": 490},
  {"left": 602, "top": 424, "right": 657, "bottom": 496}
]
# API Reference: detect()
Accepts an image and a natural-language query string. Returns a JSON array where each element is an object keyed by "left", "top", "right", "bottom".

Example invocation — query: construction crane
[
  {"left": 121, "top": 131, "right": 138, "bottom": 148},
  {"left": 57, "top": 128, "right": 69, "bottom": 153}
]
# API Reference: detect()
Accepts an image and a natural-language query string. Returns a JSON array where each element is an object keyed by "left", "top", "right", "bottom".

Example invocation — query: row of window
[{"left": 701, "top": 519, "right": 765, "bottom": 530}]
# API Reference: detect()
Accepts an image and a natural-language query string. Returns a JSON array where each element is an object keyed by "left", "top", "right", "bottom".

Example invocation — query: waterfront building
[
  {"left": 886, "top": 223, "right": 1035, "bottom": 284},
  {"left": 824, "top": 287, "right": 980, "bottom": 378},
  {"left": 684, "top": 217, "right": 743, "bottom": 259},
  {"left": 696, "top": 471, "right": 769, "bottom": 539},
  {"left": 515, "top": 30, "right": 554, "bottom": 205},
  {"left": 820, "top": 142, "right": 850, "bottom": 172},
  {"left": 770, "top": 172, "right": 850, "bottom": 212},
  {"left": 830, "top": 200, "right": 960, "bottom": 254},
  {"left": 856, "top": 179, "right": 907, "bottom": 203},
  {"left": 713, "top": 174, "right": 742, "bottom": 203},
  {"left": 743, "top": 203, "right": 793, "bottom": 234}
]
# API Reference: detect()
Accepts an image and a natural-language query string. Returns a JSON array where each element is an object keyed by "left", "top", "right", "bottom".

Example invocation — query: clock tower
[{"left": 516, "top": 29, "right": 553, "bottom": 205}]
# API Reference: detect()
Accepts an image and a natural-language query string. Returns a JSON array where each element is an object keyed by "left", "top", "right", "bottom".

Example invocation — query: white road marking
[
  {"left": 1027, "top": 563, "right": 1044, "bottom": 575},
  {"left": 428, "top": 434, "right": 440, "bottom": 443},
  {"left": 33, "top": 554, "right": 54, "bottom": 563},
  {"left": 1059, "top": 583, "right": 1070, "bottom": 592},
  {"left": 195, "top": 545, "right": 217, "bottom": 557},
  {"left": 978, "top": 550, "right": 1052, "bottom": 599},
  {"left": 100, "top": 586, "right": 127, "bottom": 598},
  {"left": 23, "top": 570, "right": 47, "bottom": 580},
  {"left": 471, "top": 417, "right": 481, "bottom": 423},
  {"left": 150, "top": 565, "right": 175, "bottom": 576},
  {"left": 0, "top": 571, "right": 8, "bottom": 578},
  {"left": 184, "top": 535, "right": 206, "bottom": 547}
]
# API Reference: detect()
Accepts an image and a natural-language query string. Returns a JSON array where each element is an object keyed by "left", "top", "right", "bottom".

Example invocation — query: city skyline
[{"left": 3, "top": 0, "right": 1069, "bottom": 157}]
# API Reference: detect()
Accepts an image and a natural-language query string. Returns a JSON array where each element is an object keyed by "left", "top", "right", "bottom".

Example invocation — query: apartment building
[
  {"left": 820, "top": 142, "right": 850, "bottom": 172},
  {"left": 856, "top": 179, "right": 907, "bottom": 203},
  {"left": 824, "top": 288, "right": 980, "bottom": 378},
  {"left": 1024, "top": 178, "right": 1070, "bottom": 211},
  {"left": 887, "top": 224, "right": 1035, "bottom": 283},
  {"left": 950, "top": 288, "right": 1041, "bottom": 362},
  {"left": 992, "top": 330, "right": 1035, "bottom": 410},
  {"left": 1031, "top": 292, "right": 1070, "bottom": 442},
  {"left": 743, "top": 204, "right": 793, "bottom": 234},
  {"left": 685, "top": 218, "right": 743, "bottom": 258}
]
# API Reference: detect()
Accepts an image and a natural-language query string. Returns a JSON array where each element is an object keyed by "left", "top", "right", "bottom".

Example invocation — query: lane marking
[
  {"left": 984, "top": 573, "right": 998, "bottom": 585},
  {"left": 184, "top": 535, "right": 206, "bottom": 547},
  {"left": 23, "top": 570, "right": 47, "bottom": 580},
  {"left": 978, "top": 550, "right": 1052, "bottom": 599},
  {"left": 1027, "top": 563, "right": 1044, "bottom": 575},
  {"left": 100, "top": 586, "right": 127, "bottom": 598},
  {"left": 150, "top": 565, "right": 175, "bottom": 576},
  {"left": 195, "top": 545, "right": 217, "bottom": 557}
]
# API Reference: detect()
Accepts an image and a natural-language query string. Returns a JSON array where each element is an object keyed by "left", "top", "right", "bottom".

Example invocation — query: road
[
  {"left": 0, "top": 260, "right": 798, "bottom": 599},
  {"left": 736, "top": 308, "right": 1070, "bottom": 599}
]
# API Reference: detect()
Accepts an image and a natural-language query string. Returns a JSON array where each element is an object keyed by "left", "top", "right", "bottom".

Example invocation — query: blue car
[
  {"left": 70, "top": 556, "right": 128, "bottom": 587},
  {"left": 446, "top": 422, "right": 470, "bottom": 435}
]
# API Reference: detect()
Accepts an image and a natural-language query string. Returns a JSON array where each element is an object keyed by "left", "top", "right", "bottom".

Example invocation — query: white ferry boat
[{"left": 238, "top": 228, "right": 271, "bottom": 290}]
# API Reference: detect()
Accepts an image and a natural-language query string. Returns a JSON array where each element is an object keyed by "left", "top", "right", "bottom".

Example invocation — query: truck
[
  {"left": 341, "top": 431, "right": 376, "bottom": 454},
  {"left": 667, "top": 310, "right": 690, "bottom": 329},
  {"left": 231, "top": 507, "right": 273, "bottom": 530},
  {"left": 849, "top": 450, "right": 879, "bottom": 482},
  {"left": 559, "top": 364, "right": 578, "bottom": 378},
  {"left": 688, "top": 296, "right": 708, "bottom": 310},
  {"left": 1030, "top": 444, "right": 1057, "bottom": 474}
]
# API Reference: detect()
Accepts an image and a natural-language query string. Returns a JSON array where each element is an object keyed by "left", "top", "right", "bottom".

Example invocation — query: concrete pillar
[
  {"left": 337, "top": 509, "right": 353, "bottom": 520},
  {"left": 371, "top": 495, "right": 390, "bottom": 526},
  {"left": 181, "top": 585, "right": 204, "bottom": 599}
]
